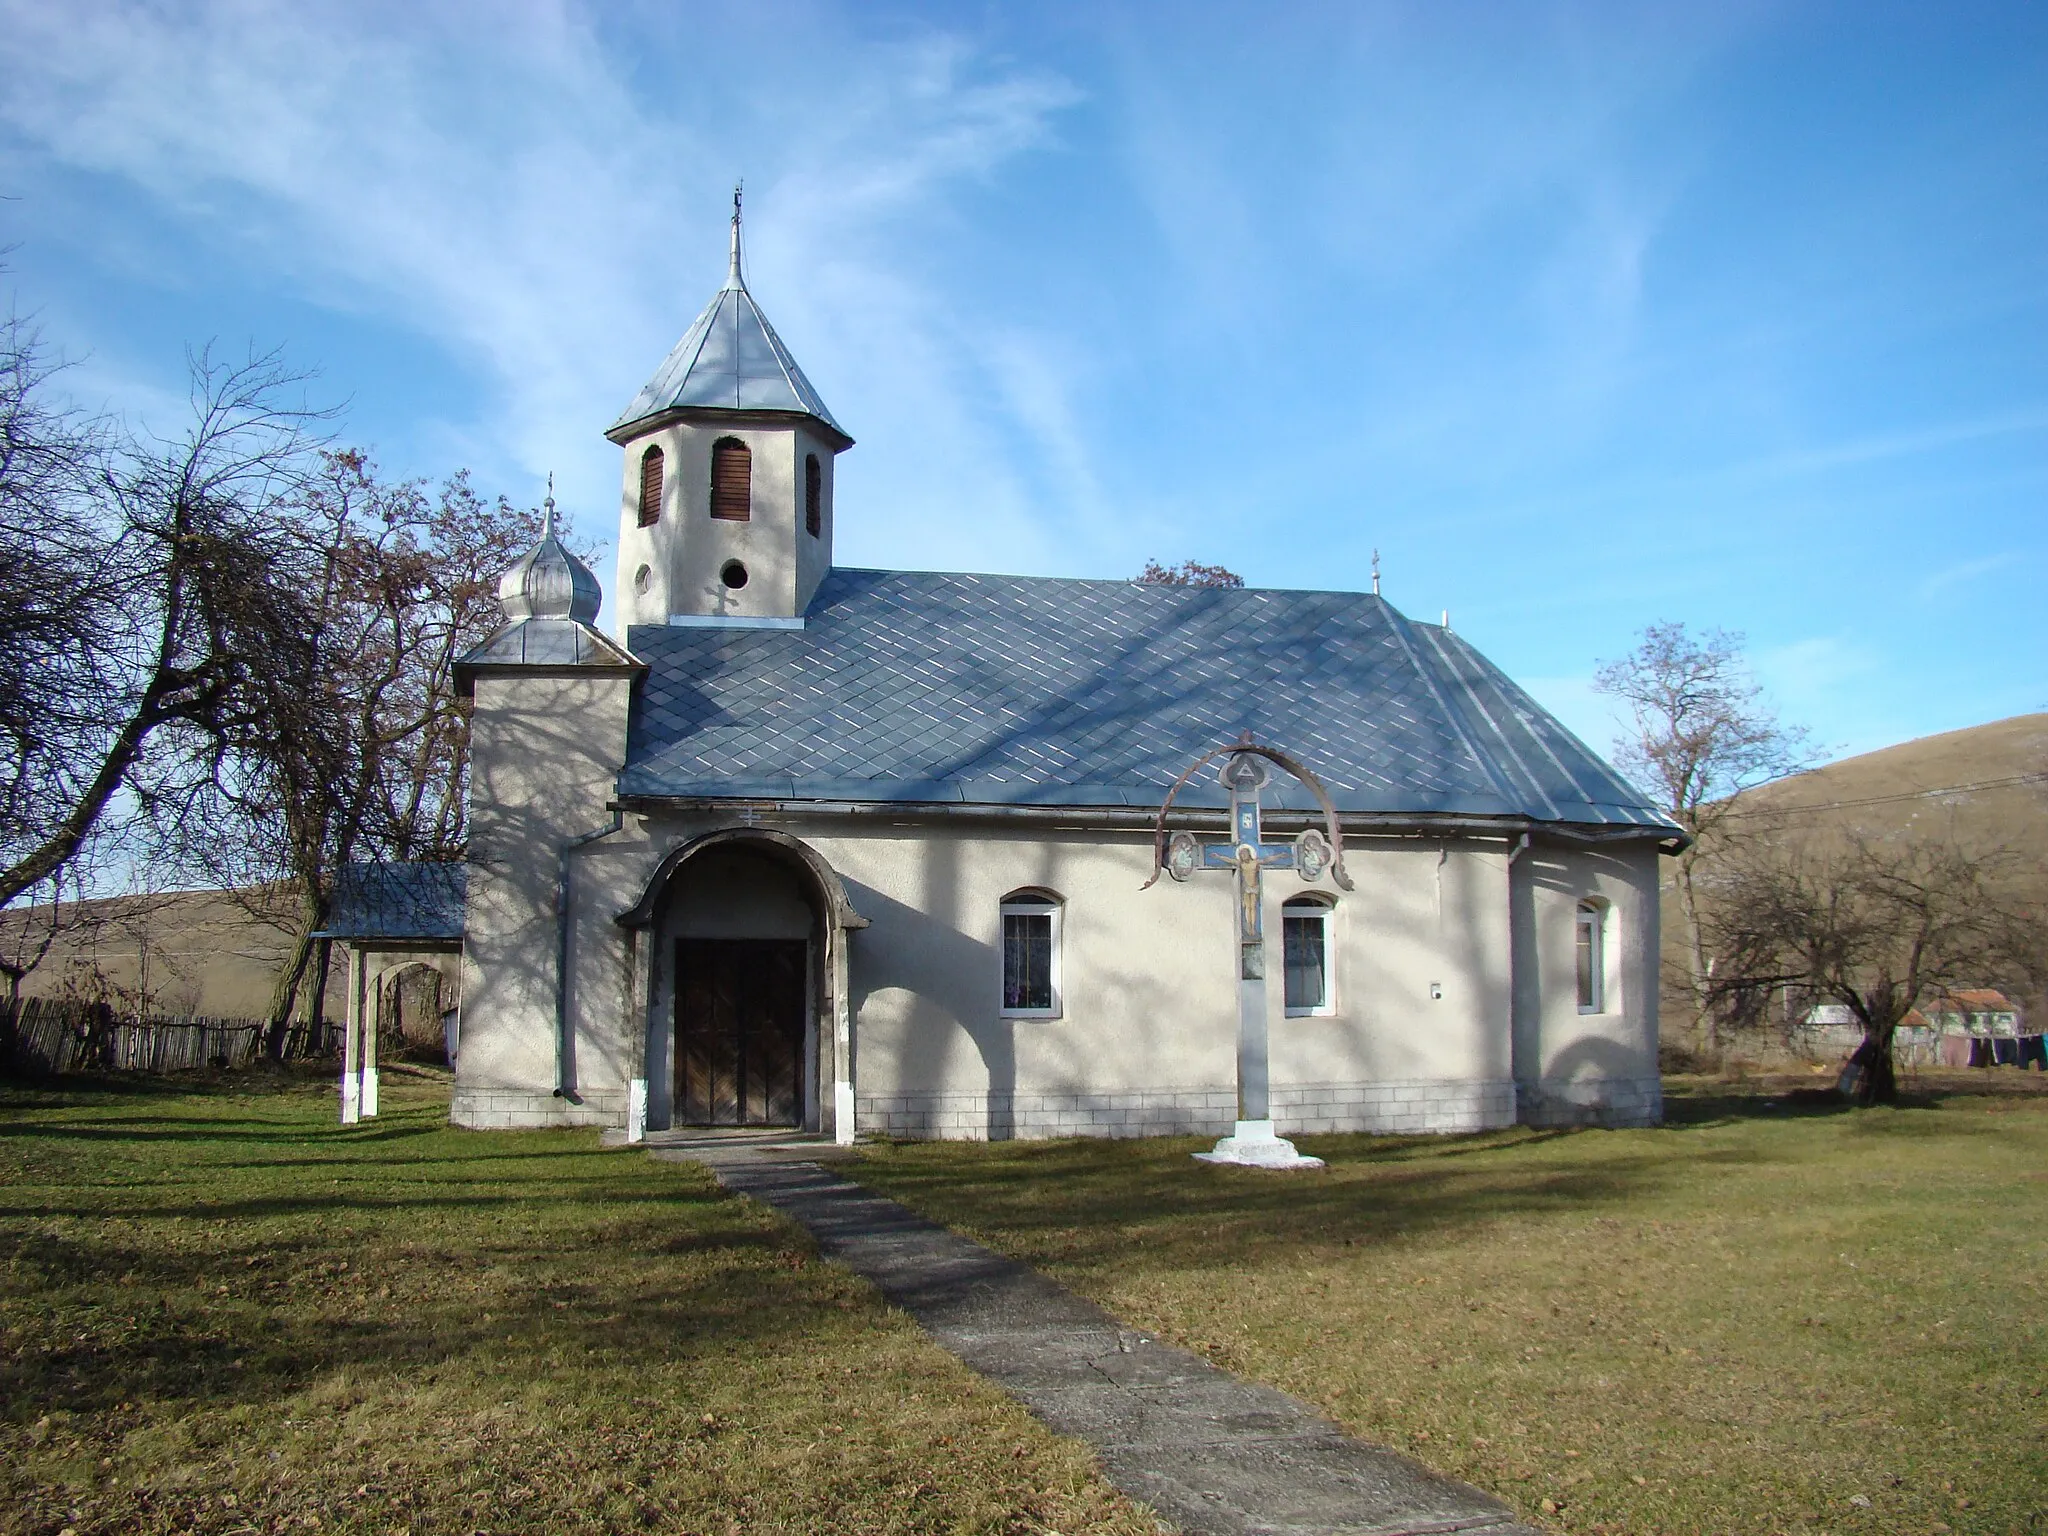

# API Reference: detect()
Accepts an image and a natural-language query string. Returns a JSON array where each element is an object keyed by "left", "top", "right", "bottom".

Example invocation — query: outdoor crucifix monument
[{"left": 1146, "top": 734, "right": 1354, "bottom": 1169}]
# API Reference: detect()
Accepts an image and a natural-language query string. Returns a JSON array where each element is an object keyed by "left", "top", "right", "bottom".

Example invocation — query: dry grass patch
[
  {"left": 0, "top": 1068, "right": 1156, "bottom": 1536},
  {"left": 854, "top": 1074, "right": 2048, "bottom": 1536}
]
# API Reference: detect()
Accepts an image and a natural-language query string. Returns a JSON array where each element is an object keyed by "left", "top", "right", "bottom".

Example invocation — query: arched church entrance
[{"left": 620, "top": 830, "right": 865, "bottom": 1137}]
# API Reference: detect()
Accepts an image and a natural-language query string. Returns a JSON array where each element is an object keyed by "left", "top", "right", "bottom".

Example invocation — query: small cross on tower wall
[{"left": 1148, "top": 735, "right": 1353, "bottom": 1169}]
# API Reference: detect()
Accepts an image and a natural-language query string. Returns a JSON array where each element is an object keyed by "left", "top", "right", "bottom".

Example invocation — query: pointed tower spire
[
  {"left": 725, "top": 182, "right": 745, "bottom": 291},
  {"left": 609, "top": 191, "right": 849, "bottom": 444}
]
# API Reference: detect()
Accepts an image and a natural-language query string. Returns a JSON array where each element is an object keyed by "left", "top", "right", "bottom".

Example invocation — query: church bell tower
[{"left": 607, "top": 191, "right": 853, "bottom": 631}]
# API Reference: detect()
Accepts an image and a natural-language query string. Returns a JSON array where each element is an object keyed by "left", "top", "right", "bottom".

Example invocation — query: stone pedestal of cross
[{"left": 1150, "top": 738, "right": 1353, "bottom": 1169}]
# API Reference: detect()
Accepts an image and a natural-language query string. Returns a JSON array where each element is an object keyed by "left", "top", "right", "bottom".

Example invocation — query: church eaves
[{"left": 608, "top": 197, "right": 850, "bottom": 446}]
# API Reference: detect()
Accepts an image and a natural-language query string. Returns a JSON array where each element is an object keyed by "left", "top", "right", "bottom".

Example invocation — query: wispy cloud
[
  {"left": 1729, "top": 406, "right": 2048, "bottom": 481},
  {"left": 0, "top": 0, "right": 1081, "bottom": 570},
  {"left": 1915, "top": 551, "right": 2020, "bottom": 603}
]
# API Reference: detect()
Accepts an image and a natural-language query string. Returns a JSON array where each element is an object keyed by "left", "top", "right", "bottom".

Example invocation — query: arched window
[
  {"left": 1283, "top": 895, "right": 1335, "bottom": 1016},
  {"left": 1576, "top": 900, "right": 1607, "bottom": 1013},
  {"left": 637, "top": 445, "right": 664, "bottom": 527},
  {"left": 999, "top": 889, "right": 1062, "bottom": 1017},
  {"left": 710, "top": 437, "right": 751, "bottom": 521},
  {"left": 805, "top": 453, "right": 822, "bottom": 537}
]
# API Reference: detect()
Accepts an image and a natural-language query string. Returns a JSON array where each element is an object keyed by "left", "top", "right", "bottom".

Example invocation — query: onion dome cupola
[
  {"left": 454, "top": 481, "right": 641, "bottom": 692},
  {"left": 607, "top": 190, "right": 851, "bottom": 633},
  {"left": 498, "top": 491, "right": 601, "bottom": 623}
]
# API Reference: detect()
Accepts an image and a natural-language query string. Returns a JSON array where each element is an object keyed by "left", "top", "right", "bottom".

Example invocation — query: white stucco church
[{"left": 330, "top": 204, "right": 1683, "bottom": 1145}]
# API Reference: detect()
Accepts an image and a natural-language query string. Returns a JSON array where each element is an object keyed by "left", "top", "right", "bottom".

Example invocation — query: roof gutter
[{"left": 610, "top": 795, "right": 1687, "bottom": 850}]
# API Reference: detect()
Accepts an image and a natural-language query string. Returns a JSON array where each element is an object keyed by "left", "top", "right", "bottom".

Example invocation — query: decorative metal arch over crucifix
[{"left": 1144, "top": 733, "right": 1354, "bottom": 1168}]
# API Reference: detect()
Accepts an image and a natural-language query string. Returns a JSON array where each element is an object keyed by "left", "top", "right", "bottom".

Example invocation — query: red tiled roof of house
[{"left": 1929, "top": 988, "right": 2017, "bottom": 1012}]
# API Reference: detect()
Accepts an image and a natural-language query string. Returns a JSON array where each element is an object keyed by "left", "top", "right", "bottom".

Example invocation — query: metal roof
[
  {"left": 319, "top": 862, "right": 467, "bottom": 943},
  {"left": 610, "top": 214, "right": 847, "bottom": 442},
  {"left": 619, "top": 568, "right": 1681, "bottom": 834},
  {"left": 458, "top": 616, "right": 639, "bottom": 673}
]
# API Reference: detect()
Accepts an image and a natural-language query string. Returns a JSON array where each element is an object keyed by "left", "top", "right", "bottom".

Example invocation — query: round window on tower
[
  {"left": 720, "top": 560, "right": 749, "bottom": 590},
  {"left": 632, "top": 563, "right": 650, "bottom": 594}
]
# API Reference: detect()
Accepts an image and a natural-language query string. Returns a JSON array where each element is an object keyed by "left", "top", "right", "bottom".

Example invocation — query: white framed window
[
  {"left": 1283, "top": 896, "right": 1335, "bottom": 1016},
  {"left": 1575, "top": 900, "right": 1607, "bottom": 1014},
  {"left": 1000, "top": 891, "right": 1062, "bottom": 1018}
]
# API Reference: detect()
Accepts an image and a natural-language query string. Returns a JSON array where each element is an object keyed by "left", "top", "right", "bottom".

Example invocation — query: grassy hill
[
  {"left": 1733, "top": 710, "right": 2048, "bottom": 856},
  {"left": 0, "top": 887, "right": 341, "bottom": 1020}
]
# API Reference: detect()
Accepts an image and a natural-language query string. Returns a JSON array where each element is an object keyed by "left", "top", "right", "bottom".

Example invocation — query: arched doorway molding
[{"left": 615, "top": 828, "right": 867, "bottom": 1145}]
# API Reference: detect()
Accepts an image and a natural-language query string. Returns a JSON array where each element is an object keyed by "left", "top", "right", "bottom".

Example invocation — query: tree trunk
[
  {"left": 1844, "top": 1025, "right": 1900, "bottom": 1106},
  {"left": 264, "top": 925, "right": 315, "bottom": 1060},
  {"left": 1678, "top": 854, "right": 1716, "bottom": 1055},
  {"left": 304, "top": 935, "right": 334, "bottom": 1053}
]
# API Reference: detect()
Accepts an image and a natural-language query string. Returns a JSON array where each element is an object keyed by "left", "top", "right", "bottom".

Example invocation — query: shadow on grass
[
  {"left": 855, "top": 1132, "right": 1683, "bottom": 1283},
  {"left": 1, "top": 1118, "right": 843, "bottom": 1426},
  {"left": 0, "top": 1064, "right": 345, "bottom": 1101},
  {"left": 0, "top": 1120, "right": 450, "bottom": 1150},
  {"left": 0, "top": 1220, "right": 839, "bottom": 1423},
  {"left": 1660, "top": 1086, "right": 1855, "bottom": 1129},
  {"left": 858, "top": 1074, "right": 2048, "bottom": 1287}
]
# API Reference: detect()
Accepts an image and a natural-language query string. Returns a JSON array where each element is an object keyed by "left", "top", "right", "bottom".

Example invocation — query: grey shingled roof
[
  {"left": 619, "top": 569, "right": 1678, "bottom": 833},
  {"left": 319, "top": 862, "right": 467, "bottom": 942},
  {"left": 611, "top": 276, "right": 846, "bottom": 441}
]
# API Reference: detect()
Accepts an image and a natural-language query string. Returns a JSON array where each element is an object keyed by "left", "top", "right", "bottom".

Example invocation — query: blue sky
[{"left": 1, "top": 0, "right": 2042, "bottom": 766}]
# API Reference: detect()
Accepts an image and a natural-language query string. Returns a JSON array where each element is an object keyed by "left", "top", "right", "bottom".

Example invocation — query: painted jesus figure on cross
[{"left": 1145, "top": 734, "right": 1354, "bottom": 1168}]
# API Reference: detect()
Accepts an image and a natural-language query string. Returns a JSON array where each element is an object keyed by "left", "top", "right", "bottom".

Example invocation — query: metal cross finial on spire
[
  {"left": 727, "top": 181, "right": 745, "bottom": 289},
  {"left": 1371, "top": 549, "right": 1381, "bottom": 597},
  {"left": 543, "top": 473, "right": 557, "bottom": 538}
]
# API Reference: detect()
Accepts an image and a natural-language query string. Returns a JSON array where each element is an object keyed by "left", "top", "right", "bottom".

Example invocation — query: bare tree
[
  {"left": 1593, "top": 622, "right": 1811, "bottom": 1052},
  {"left": 0, "top": 327, "right": 329, "bottom": 917},
  {"left": 1702, "top": 830, "right": 2040, "bottom": 1103},
  {"left": 1136, "top": 558, "right": 1244, "bottom": 588},
  {"left": 160, "top": 451, "right": 537, "bottom": 1049}
]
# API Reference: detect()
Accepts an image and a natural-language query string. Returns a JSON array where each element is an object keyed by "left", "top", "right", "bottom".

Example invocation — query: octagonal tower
[{"left": 606, "top": 193, "right": 853, "bottom": 631}]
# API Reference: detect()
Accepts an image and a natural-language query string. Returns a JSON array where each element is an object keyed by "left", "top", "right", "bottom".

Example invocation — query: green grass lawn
[
  {"left": 0, "top": 1068, "right": 1155, "bottom": 1536},
  {"left": 854, "top": 1074, "right": 2048, "bottom": 1536}
]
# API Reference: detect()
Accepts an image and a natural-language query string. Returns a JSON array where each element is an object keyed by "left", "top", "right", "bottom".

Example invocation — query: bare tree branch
[{"left": 1594, "top": 621, "right": 1814, "bottom": 1052}]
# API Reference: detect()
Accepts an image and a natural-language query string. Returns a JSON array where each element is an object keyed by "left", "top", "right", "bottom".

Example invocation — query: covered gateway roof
[
  {"left": 318, "top": 862, "right": 468, "bottom": 943},
  {"left": 619, "top": 569, "right": 1681, "bottom": 834}
]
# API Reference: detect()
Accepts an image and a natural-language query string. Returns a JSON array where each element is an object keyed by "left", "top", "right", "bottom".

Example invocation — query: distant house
[
  {"left": 1903, "top": 990, "right": 2037, "bottom": 1068},
  {"left": 1793, "top": 992, "right": 2039, "bottom": 1069},
  {"left": 1792, "top": 1004, "right": 1864, "bottom": 1058},
  {"left": 1915, "top": 989, "right": 2024, "bottom": 1037}
]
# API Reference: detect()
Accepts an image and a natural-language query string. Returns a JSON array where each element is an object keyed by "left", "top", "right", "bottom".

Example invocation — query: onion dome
[{"left": 499, "top": 484, "right": 601, "bottom": 623}]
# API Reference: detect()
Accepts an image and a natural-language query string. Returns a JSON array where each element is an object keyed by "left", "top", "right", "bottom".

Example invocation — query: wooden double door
[{"left": 674, "top": 939, "right": 808, "bottom": 1127}]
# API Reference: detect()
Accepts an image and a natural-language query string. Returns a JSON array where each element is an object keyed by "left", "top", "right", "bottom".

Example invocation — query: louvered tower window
[
  {"left": 637, "top": 446, "right": 664, "bottom": 527},
  {"left": 710, "top": 437, "right": 752, "bottom": 521},
  {"left": 805, "top": 453, "right": 822, "bottom": 537}
]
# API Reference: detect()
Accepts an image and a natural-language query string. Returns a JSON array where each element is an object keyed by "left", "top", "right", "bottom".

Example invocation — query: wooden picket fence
[{"left": 0, "top": 997, "right": 332, "bottom": 1076}]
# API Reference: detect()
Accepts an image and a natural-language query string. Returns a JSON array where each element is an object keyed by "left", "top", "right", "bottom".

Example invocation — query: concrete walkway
[{"left": 657, "top": 1146, "right": 1541, "bottom": 1536}]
